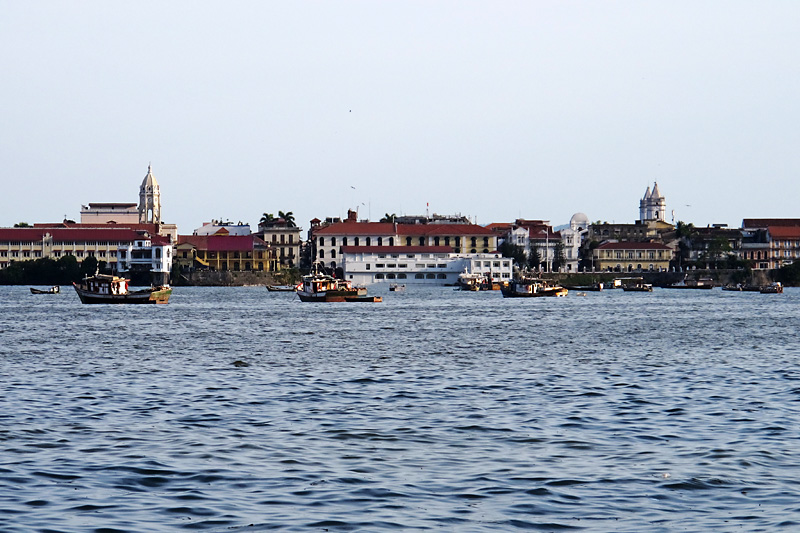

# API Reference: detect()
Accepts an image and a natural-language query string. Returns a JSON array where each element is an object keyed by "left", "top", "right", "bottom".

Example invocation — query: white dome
[{"left": 570, "top": 212, "right": 589, "bottom": 230}]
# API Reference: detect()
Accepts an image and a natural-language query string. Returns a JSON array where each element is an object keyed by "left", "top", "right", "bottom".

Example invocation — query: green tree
[
  {"left": 13, "top": 222, "right": 30, "bottom": 228},
  {"left": 278, "top": 211, "right": 296, "bottom": 227},
  {"left": 380, "top": 213, "right": 397, "bottom": 223},
  {"left": 80, "top": 256, "right": 99, "bottom": 278},
  {"left": 57, "top": 254, "right": 81, "bottom": 284},
  {"left": 552, "top": 241, "right": 567, "bottom": 272},
  {"left": 499, "top": 241, "right": 526, "bottom": 268},
  {"left": 259, "top": 213, "right": 275, "bottom": 226},
  {"left": 527, "top": 244, "right": 542, "bottom": 271}
]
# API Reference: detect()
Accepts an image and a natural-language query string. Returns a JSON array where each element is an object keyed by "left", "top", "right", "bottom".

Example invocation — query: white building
[
  {"left": 340, "top": 246, "right": 513, "bottom": 286},
  {"left": 559, "top": 213, "right": 590, "bottom": 272},
  {"left": 117, "top": 233, "right": 173, "bottom": 285},
  {"left": 639, "top": 182, "right": 666, "bottom": 222}
]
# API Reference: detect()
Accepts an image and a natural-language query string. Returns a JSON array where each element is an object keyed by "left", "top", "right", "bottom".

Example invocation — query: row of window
[
  {"left": 602, "top": 251, "right": 665, "bottom": 260},
  {"left": 318, "top": 236, "right": 491, "bottom": 247}
]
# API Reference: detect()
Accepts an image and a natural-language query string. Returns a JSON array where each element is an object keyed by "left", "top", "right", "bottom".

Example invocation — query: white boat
[{"left": 501, "top": 277, "right": 568, "bottom": 298}]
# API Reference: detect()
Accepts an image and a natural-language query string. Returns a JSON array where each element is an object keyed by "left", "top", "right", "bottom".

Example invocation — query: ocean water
[{"left": 1, "top": 284, "right": 799, "bottom": 532}]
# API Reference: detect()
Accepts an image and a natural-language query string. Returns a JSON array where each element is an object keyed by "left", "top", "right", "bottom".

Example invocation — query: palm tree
[
  {"left": 260, "top": 213, "right": 275, "bottom": 226},
  {"left": 380, "top": 213, "right": 397, "bottom": 223},
  {"left": 278, "top": 211, "right": 296, "bottom": 228}
]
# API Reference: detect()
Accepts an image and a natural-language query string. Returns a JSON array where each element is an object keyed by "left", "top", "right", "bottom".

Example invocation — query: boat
[
  {"left": 457, "top": 270, "right": 483, "bottom": 291},
  {"left": 621, "top": 278, "right": 653, "bottom": 292},
  {"left": 73, "top": 274, "right": 172, "bottom": 304},
  {"left": 266, "top": 284, "right": 299, "bottom": 292},
  {"left": 760, "top": 282, "right": 784, "bottom": 294},
  {"left": 389, "top": 283, "right": 406, "bottom": 292},
  {"left": 563, "top": 282, "right": 604, "bottom": 291},
  {"left": 30, "top": 286, "right": 60, "bottom": 294},
  {"left": 297, "top": 263, "right": 381, "bottom": 302},
  {"left": 721, "top": 284, "right": 743, "bottom": 291},
  {"left": 664, "top": 277, "right": 714, "bottom": 289},
  {"left": 501, "top": 277, "right": 568, "bottom": 298}
]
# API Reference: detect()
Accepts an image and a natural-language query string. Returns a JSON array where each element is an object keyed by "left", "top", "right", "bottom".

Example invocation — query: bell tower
[{"left": 138, "top": 165, "right": 161, "bottom": 224}]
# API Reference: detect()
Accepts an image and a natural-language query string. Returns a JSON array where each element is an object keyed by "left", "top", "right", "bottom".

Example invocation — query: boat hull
[
  {"left": 297, "top": 290, "right": 380, "bottom": 303},
  {"left": 501, "top": 287, "right": 568, "bottom": 298},
  {"left": 73, "top": 283, "right": 172, "bottom": 304}
]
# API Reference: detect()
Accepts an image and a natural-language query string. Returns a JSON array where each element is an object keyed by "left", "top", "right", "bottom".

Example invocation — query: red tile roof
[
  {"left": 743, "top": 219, "right": 800, "bottom": 228},
  {"left": 0, "top": 227, "right": 142, "bottom": 243},
  {"left": 314, "top": 222, "right": 495, "bottom": 237},
  {"left": 768, "top": 226, "right": 800, "bottom": 238},
  {"left": 178, "top": 234, "right": 265, "bottom": 252}
]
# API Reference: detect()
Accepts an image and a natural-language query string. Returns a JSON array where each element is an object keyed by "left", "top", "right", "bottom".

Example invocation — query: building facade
[
  {"left": 593, "top": 242, "right": 673, "bottom": 272},
  {"left": 340, "top": 246, "right": 513, "bottom": 286}
]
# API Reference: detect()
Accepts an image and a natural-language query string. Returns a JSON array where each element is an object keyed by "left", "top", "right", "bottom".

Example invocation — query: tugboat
[
  {"left": 501, "top": 276, "right": 568, "bottom": 298},
  {"left": 297, "top": 263, "right": 381, "bottom": 302},
  {"left": 73, "top": 274, "right": 172, "bottom": 304}
]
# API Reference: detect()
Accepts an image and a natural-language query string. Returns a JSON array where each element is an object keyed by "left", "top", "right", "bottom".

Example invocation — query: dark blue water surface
[{"left": 1, "top": 285, "right": 799, "bottom": 532}]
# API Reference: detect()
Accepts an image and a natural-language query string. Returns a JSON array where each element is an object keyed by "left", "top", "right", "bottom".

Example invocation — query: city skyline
[{"left": 3, "top": 2, "right": 799, "bottom": 232}]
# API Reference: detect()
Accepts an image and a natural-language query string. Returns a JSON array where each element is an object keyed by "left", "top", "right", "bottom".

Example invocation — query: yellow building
[{"left": 593, "top": 242, "right": 673, "bottom": 272}]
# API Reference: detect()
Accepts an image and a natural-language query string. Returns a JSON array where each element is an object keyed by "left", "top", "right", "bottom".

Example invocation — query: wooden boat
[
  {"left": 721, "top": 284, "right": 743, "bottom": 291},
  {"left": 760, "top": 282, "right": 783, "bottom": 294},
  {"left": 389, "top": 283, "right": 406, "bottom": 292},
  {"left": 563, "top": 282, "right": 603, "bottom": 291},
  {"left": 297, "top": 263, "right": 380, "bottom": 303},
  {"left": 30, "top": 286, "right": 60, "bottom": 294},
  {"left": 266, "top": 284, "right": 299, "bottom": 292},
  {"left": 501, "top": 277, "right": 568, "bottom": 298},
  {"left": 73, "top": 274, "right": 172, "bottom": 304},
  {"left": 664, "top": 277, "right": 714, "bottom": 289}
]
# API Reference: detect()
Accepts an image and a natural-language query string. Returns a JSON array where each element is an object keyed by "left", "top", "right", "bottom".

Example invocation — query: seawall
[{"left": 174, "top": 271, "right": 277, "bottom": 287}]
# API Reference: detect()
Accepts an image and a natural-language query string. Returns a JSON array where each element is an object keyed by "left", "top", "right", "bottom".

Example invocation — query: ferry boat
[
  {"left": 297, "top": 264, "right": 381, "bottom": 302},
  {"left": 501, "top": 277, "right": 568, "bottom": 298},
  {"left": 73, "top": 274, "right": 172, "bottom": 304}
]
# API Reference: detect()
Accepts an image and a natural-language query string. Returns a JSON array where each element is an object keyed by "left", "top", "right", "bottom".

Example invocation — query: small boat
[
  {"left": 621, "top": 279, "right": 653, "bottom": 292},
  {"left": 30, "top": 286, "right": 60, "bottom": 294},
  {"left": 457, "top": 270, "right": 483, "bottom": 291},
  {"left": 389, "top": 283, "right": 406, "bottom": 292},
  {"left": 266, "top": 284, "right": 299, "bottom": 292},
  {"left": 297, "top": 263, "right": 380, "bottom": 303},
  {"left": 760, "top": 282, "right": 783, "bottom": 294},
  {"left": 73, "top": 274, "right": 172, "bottom": 304},
  {"left": 664, "top": 277, "right": 714, "bottom": 289},
  {"left": 501, "top": 277, "right": 568, "bottom": 298},
  {"left": 563, "top": 282, "right": 604, "bottom": 291}
]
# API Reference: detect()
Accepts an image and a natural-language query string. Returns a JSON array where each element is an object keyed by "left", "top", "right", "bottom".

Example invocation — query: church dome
[
  {"left": 570, "top": 212, "right": 589, "bottom": 230},
  {"left": 140, "top": 165, "right": 159, "bottom": 193}
]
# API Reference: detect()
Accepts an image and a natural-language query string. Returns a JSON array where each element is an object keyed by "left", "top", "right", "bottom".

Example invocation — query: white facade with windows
[{"left": 340, "top": 246, "right": 513, "bottom": 286}]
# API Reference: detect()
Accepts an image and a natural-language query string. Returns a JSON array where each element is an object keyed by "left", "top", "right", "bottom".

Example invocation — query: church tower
[
  {"left": 138, "top": 165, "right": 161, "bottom": 224},
  {"left": 639, "top": 182, "right": 666, "bottom": 222}
]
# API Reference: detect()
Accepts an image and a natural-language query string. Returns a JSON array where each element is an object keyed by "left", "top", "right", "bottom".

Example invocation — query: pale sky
[{"left": 2, "top": 1, "right": 799, "bottom": 234}]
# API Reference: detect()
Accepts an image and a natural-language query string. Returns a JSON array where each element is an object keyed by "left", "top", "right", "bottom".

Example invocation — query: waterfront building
[
  {"left": 740, "top": 219, "right": 800, "bottom": 269},
  {"left": 592, "top": 241, "right": 673, "bottom": 272},
  {"left": 311, "top": 210, "right": 497, "bottom": 272},
  {"left": 0, "top": 226, "right": 147, "bottom": 271},
  {"left": 117, "top": 233, "right": 173, "bottom": 285},
  {"left": 487, "top": 217, "right": 587, "bottom": 272},
  {"left": 175, "top": 234, "right": 273, "bottom": 272},
  {"left": 559, "top": 213, "right": 590, "bottom": 272},
  {"left": 255, "top": 218, "right": 302, "bottom": 268},
  {"left": 341, "top": 246, "right": 513, "bottom": 286}
]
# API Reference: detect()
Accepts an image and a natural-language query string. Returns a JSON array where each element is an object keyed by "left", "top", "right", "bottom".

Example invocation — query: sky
[{"left": 2, "top": 1, "right": 799, "bottom": 234}]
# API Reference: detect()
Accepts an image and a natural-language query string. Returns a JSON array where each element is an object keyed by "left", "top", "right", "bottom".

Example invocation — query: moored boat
[
  {"left": 760, "top": 282, "right": 783, "bottom": 294},
  {"left": 297, "top": 263, "right": 380, "bottom": 302},
  {"left": 73, "top": 274, "right": 172, "bottom": 304},
  {"left": 664, "top": 277, "right": 714, "bottom": 289},
  {"left": 501, "top": 277, "right": 568, "bottom": 298},
  {"left": 621, "top": 278, "right": 653, "bottom": 292},
  {"left": 30, "top": 286, "right": 60, "bottom": 295},
  {"left": 563, "top": 282, "right": 604, "bottom": 291},
  {"left": 266, "top": 284, "right": 299, "bottom": 292},
  {"left": 389, "top": 283, "right": 406, "bottom": 292}
]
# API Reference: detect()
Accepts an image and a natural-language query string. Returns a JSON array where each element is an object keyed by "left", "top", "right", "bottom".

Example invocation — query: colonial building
[
  {"left": 175, "top": 234, "right": 273, "bottom": 272},
  {"left": 740, "top": 219, "right": 800, "bottom": 270},
  {"left": 639, "top": 182, "right": 667, "bottom": 222},
  {"left": 0, "top": 226, "right": 146, "bottom": 270},
  {"left": 311, "top": 210, "right": 497, "bottom": 272},
  {"left": 117, "top": 233, "right": 173, "bottom": 285},
  {"left": 593, "top": 242, "right": 673, "bottom": 272},
  {"left": 80, "top": 203, "right": 139, "bottom": 225},
  {"left": 255, "top": 219, "right": 302, "bottom": 268},
  {"left": 340, "top": 246, "right": 513, "bottom": 286}
]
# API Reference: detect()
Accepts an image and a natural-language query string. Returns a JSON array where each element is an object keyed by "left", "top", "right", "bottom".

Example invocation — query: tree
[
  {"left": 13, "top": 222, "right": 30, "bottom": 228},
  {"left": 80, "top": 256, "right": 99, "bottom": 278},
  {"left": 499, "top": 241, "right": 526, "bottom": 268},
  {"left": 278, "top": 211, "right": 296, "bottom": 227},
  {"left": 527, "top": 244, "right": 542, "bottom": 271},
  {"left": 380, "top": 213, "right": 397, "bottom": 223},
  {"left": 260, "top": 213, "right": 275, "bottom": 226},
  {"left": 552, "top": 241, "right": 567, "bottom": 272}
]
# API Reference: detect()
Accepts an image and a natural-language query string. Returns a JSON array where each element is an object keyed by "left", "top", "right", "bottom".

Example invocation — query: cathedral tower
[
  {"left": 138, "top": 165, "right": 161, "bottom": 224},
  {"left": 639, "top": 182, "right": 665, "bottom": 222}
]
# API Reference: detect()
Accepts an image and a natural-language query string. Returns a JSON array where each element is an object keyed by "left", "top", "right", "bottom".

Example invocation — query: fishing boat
[
  {"left": 30, "top": 286, "right": 60, "bottom": 294},
  {"left": 664, "top": 277, "right": 714, "bottom": 289},
  {"left": 73, "top": 274, "right": 172, "bottom": 304},
  {"left": 760, "top": 282, "right": 783, "bottom": 294},
  {"left": 297, "top": 263, "right": 381, "bottom": 302},
  {"left": 501, "top": 277, "right": 568, "bottom": 298},
  {"left": 457, "top": 270, "right": 483, "bottom": 291}
]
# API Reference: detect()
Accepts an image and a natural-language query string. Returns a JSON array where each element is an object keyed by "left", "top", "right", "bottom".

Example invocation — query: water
[{"left": 1, "top": 285, "right": 799, "bottom": 532}]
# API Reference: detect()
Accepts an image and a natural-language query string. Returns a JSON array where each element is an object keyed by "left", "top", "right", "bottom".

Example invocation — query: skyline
[{"left": 3, "top": 2, "right": 799, "bottom": 232}]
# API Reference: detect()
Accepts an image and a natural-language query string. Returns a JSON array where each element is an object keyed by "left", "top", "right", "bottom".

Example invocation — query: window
[
  {"left": 406, "top": 237, "right": 412, "bottom": 246},
  {"left": 331, "top": 237, "right": 336, "bottom": 246},
  {"left": 388, "top": 237, "right": 394, "bottom": 246},
  {"left": 397, "top": 273, "right": 407, "bottom": 279},
  {"left": 319, "top": 250, "right": 325, "bottom": 258},
  {"left": 415, "top": 273, "right": 424, "bottom": 279},
  {"left": 319, "top": 237, "right": 325, "bottom": 246},
  {"left": 331, "top": 250, "right": 336, "bottom": 258},
  {"left": 376, "top": 273, "right": 385, "bottom": 279},
  {"left": 378, "top": 237, "right": 383, "bottom": 246},
  {"left": 437, "top": 273, "right": 447, "bottom": 279},
  {"left": 376, "top": 263, "right": 385, "bottom": 268},
  {"left": 343, "top": 237, "right": 348, "bottom": 246},
  {"left": 437, "top": 264, "right": 446, "bottom": 268},
  {"left": 366, "top": 264, "right": 370, "bottom": 270},
  {"left": 419, "top": 237, "right": 425, "bottom": 246},
  {"left": 387, "top": 264, "right": 396, "bottom": 268},
  {"left": 355, "top": 237, "right": 360, "bottom": 246},
  {"left": 387, "top": 273, "right": 396, "bottom": 279},
  {"left": 366, "top": 237, "right": 371, "bottom": 246},
  {"left": 426, "top": 273, "right": 435, "bottom": 279}
]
